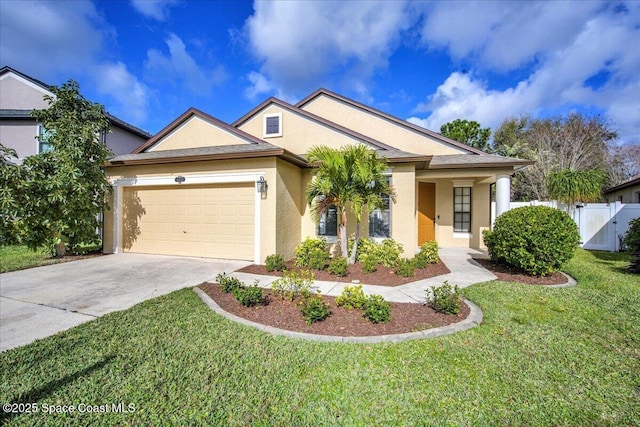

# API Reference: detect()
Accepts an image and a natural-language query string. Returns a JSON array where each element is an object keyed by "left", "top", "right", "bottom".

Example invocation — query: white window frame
[
  {"left": 453, "top": 186, "right": 472, "bottom": 234},
  {"left": 368, "top": 175, "right": 392, "bottom": 241},
  {"left": 263, "top": 113, "right": 282, "bottom": 138},
  {"left": 37, "top": 124, "right": 54, "bottom": 153}
]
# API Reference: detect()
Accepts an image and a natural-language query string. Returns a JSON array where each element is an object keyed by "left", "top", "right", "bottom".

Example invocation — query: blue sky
[{"left": 1, "top": 0, "right": 639, "bottom": 144}]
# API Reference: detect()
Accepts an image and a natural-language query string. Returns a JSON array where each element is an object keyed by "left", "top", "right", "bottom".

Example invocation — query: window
[
  {"left": 369, "top": 178, "right": 391, "bottom": 238},
  {"left": 318, "top": 205, "right": 338, "bottom": 237},
  {"left": 453, "top": 187, "right": 471, "bottom": 233},
  {"left": 263, "top": 113, "right": 282, "bottom": 137},
  {"left": 38, "top": 125, "right": 54, "bottom": 153}
]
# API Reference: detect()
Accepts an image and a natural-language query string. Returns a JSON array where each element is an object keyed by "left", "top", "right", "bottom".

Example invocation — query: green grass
[
  {"left": 1, "top": 249, "right": 638, "bottom": 425},
  {"left": 0, "top": 244, "right": 102, "bottom": 273}
]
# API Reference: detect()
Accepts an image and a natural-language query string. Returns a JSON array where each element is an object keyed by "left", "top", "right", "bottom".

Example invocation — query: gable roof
[
  {"left": 296, "top": 88, "right": 486, "bottom": 155},
  {"left": 604, "top": 175, "right": 640, "bottom": 194},
  {"left": 0, "top": 65, "right": 151, "bottom": 139},
  {"left": 133, "top": 107, "right": 269, "bottom": 153},
  {"left": 429, "top": 154, "right": 533, "bottom": 171},
  {"left": 232, "top": 96, "right": 428, "bottom": 162}
]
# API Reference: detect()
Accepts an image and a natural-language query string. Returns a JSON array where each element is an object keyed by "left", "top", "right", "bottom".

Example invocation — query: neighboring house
[
  {"left": 103, "top": 89, "right": 533, "bottom": 263},
  {"left": 0, "top": 66, "right": 151, "bottom": 162},
  {"left": 604, "top": 176, "right": 640, "bottom": 204}
]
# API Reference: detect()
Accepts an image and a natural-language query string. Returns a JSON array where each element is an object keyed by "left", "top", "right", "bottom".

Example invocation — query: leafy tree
[
  {"left": 0, "top": 144, "right": 24, "bottom": 245},
  {"left": 20, "top": 80, "right": 113, "bottom": 256},
  {"left": 493, "top": 113, "right": 617, "bottom": 201},
  {"left": 547, "top": 169, "right": 605, "bottom": 216},
  {"left": 440, "top": 119, "right": 491, "bottom": 152},
  {"left": 306, "top": 145, "right": 395, "bottom": 264}
]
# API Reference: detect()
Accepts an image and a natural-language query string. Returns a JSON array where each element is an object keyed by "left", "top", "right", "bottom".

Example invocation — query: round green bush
[
  {"left": 622, "top": 217, "right": 640, "bottom": 254},
  {"left": 482, "top": 206, "right": 579, "bottom": 276}
]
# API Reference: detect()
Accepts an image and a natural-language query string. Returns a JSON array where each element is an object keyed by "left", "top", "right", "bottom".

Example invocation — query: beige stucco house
[
  {"left": 103, "top": 89, "right": 532, "bottom": 263},
  {"left": 0, "top": 66, "right": 151, "bottom": 162},
  {"left": 604, "top": 176, "right": 640, "bottom": 204}
]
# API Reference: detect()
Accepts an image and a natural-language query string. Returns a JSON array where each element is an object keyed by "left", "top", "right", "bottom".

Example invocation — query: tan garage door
[{"left": 122, "top": 183, "right": 254, "bottom": 260}]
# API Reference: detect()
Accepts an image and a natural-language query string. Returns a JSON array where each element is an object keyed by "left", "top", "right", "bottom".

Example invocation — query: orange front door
[{"left": 418, "top": 182, "right": 436, "bottom": 245}]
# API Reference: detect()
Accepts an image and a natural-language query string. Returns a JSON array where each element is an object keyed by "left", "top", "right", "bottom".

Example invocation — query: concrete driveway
[{"left": 0, "top": 253, "right": 248, "bottom": 352}]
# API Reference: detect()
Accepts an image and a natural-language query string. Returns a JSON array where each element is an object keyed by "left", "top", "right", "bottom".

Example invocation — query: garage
[{"left": 122, "top": 183, "right": 255, "bottom": 260}]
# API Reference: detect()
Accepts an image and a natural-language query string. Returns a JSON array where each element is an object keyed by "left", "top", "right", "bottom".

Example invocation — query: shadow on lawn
[
  {"left": 586, "top": 250, "right": 634, "bottom": 276},
  {"left": 0, "top": 354, "right": 116, "bottom": 422}
]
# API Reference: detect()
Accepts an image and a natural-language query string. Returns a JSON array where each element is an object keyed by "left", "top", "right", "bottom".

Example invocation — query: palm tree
[
  {"left": 306, "top": 145, "right": 395, "bottom": 264},
  {"left": 547, "top": 168, "right": 604, "bottom": 217}
]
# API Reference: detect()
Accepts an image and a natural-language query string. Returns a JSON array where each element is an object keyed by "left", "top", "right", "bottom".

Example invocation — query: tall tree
[
  {"left": 547, "top": 169, "right": 605, "bottom": 216},
  {"left": 607, "top": 143, "right": 640, "bottom": 186},
  {"left": 0, "top": 144, "right": 24, "bottom": 245},
  {"left": 306, "top": 145, "right": 395, "bottom": 264},
  {"left": 493, "top": 113, "right": 617, "bottom": 201},
  {"left": 21, "top": 80, "right": 113, "bottom": 256},
  {"left": 440, "top": 119, "right": 492, "bottom": 152}
]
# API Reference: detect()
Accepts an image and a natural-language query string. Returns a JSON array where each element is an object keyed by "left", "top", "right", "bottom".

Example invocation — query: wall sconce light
[
  {"left": 175, "top": 175, "right": 186, "bottom": 184},
  {"left": 256, "top": 176, "right": 267, "bottom": 195}
]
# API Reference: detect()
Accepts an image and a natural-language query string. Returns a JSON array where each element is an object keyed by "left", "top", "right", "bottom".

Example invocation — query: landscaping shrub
[
  {"left": 233, "top": 282, "right": 264, "bottom": 307},
  {"left": 427, "top": 281, "right": 461, "bottom": 315},
  {"left": 271, "top": 269, "right": 314, "bottom": 301},
  {"left": 415, "top": 241, "right": 438, "bottom": 268},
  {"left": 353, "top": 237, "right": 378, "bottom": 262},
  {"left": 328, "top": 256, "right": 349, "bottom": 276},
  {"left": 265, "top": 254, "right": 286, "bottom": 272},
  {"left": 295, "top": 237, "right": 329, "bottom": 270},
  {"left": 299, "top": 293, "right": 331, "bottom": 324},
  {"left": 623, "top": 217, "right": 640, "bottom": 274},
  {"left": 395, "top": 258, "right": 415, "bottom": 277},
  {"left": 378, "top": 239, "right": 403, "bottom": 268},
  {"left": 363, "top": 294, "right": 391, "bottom": 323},
  {"left": 362, "top": 255, "right": 378, "bottom": 273},
  {"left": 216, "top": 273, "right": 243, "bottom": 293},
  {"left": 335, "top": 284, "right": 367, "bottom": 309},
  {"left": 482, "top": 206, "right": 579, "bottom": 276}
]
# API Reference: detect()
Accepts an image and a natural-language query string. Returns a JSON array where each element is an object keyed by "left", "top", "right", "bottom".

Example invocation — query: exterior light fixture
[
  {"left": 256, "top": 176, "right": 267, "bottom": 194},
  {"left": 174, "top": 176, "right": 186, "bottom": 184}
]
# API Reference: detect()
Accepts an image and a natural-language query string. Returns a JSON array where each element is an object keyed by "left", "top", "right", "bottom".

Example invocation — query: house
[
  {"left": 103, "top": 89, "right": 533, "bottom": 263},
  {"left": 0, "top": 66, "right": 151, "bottom": 162},
  {"left": 604, "top": 176, "right": 640, "bottom": 204}
]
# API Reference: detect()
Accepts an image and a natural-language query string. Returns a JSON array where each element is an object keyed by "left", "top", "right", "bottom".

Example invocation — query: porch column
[
  {"left": 113, "top": 184, "right": 123, "bottom": 253},
  {"left": 496, "top": 175, "right": 511, "bottom": 218}
]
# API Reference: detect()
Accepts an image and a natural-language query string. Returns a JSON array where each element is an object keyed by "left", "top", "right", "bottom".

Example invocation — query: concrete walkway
[{"left": 230, "top": 247, "right": 497, "bottom": 303}]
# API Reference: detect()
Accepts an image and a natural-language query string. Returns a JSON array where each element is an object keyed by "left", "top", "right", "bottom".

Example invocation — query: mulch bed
[
  {"left": 473, "top": 258, "right": 568, "bottom": 285},
  {"left": 237, "top": 259, "right": 450, "bottom": 287},
  {"left": 200, "top": 283, "right": 469, "bottom": 337}
]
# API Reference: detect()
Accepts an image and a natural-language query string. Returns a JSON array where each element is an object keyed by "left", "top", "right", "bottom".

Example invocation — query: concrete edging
[{"left": 193, "top": 287, "right": 483, "bottom": 344}]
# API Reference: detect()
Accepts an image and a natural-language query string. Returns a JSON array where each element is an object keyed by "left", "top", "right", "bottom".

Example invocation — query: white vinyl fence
[{"left": 491, "top": 201, "right": 640, "bottom": 252}]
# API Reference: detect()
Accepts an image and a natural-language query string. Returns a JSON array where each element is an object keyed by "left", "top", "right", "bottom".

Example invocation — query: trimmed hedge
[{"left": 483, "top": 206, "right": 579, "bottom": 276}]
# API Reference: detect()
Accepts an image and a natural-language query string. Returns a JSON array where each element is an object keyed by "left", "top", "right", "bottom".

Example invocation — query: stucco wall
[
  {"left": 0, "top": 120, "right": 39, "bottom": 161},
  {"left": 274, "top": 159, "right": 304, "bottom": 260},
  {"left": 237, "top": 104, "right": 364, "bottom": 155},
  {"left": 0, "top": 75, "right": 50, "bottom": 110},
  {"left": 301, "top": 95, "right": 466, "bottom": 156},
  {"left": 107, "top": 125, "right": 147, "bottom": 155},
  {"left": 390, "top": 164, "right": 417, "bottom": 256},
  {"left": 149, "top": 116, "right": 250, "bottom": 151},
  {"left": 606, "top": 185, "right": 640, "bottom": 203}
]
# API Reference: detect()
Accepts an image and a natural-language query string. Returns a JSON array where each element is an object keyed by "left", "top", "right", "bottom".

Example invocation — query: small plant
[
  {"left": 395, "top": 257, "right": 415, "bottom": 277},
  {"left": 216, "top": 273, "right": 243, "bottom": 293},
  {"left": 328, "top": 256, "right": 348, "bottom": 277},
  {"left": 378, "top": 239, "right": 403, "bottom": 268},
  {"left": 233, "top": 282, "right": 264, "bottom": 307},
  {"left": 362, "top": 255, "right": 378, "bottom": 273},
  {"left": 415, "top": 241, "right": 438, "bottom": 268},
  {"left": 299, "top": 293, "right": 331, "bottom": 325},
  {"left": 363, "top": 294, "right": 391, "bottom": 323},
  {"left": 335, "top": 284, "right": 367, "bottom": 310},
  {"left": 271, "top": 269, "right": 314, "bottom": 301},
  {"left": 265, "top": 254, "right": 286, "bottom": 272},
  {"left": 295, "top": 237, "right": 329, "bottom": 270},
  {"left": 427, "top": 281, "right": 461, "bottom": 315},
  {"left": 353, "top": 237, "right": 378, "bottom": 262}
]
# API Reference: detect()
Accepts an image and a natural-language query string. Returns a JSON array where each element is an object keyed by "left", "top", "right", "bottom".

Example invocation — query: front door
[{"left": 418, "top": 182, "right": 436, "bottom": 245}]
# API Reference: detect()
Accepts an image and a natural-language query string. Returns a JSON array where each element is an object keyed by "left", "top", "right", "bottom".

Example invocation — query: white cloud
[
  {"left": 93, "top": 62, "right": 150, "bottom": 123},
  {"left": 244, "top": 0, "right": 411, "bottom": 98},
  {"left": 144, "top": 33, "right": 227, "bottom": 95},
  {"left": 0, "top": 0, "right": 108, "bottom": 79},
  {"left": 130, "top": 0, "right": 179, "bottom": 21},
  {"left": 410, "top": 3, "right": 640, "bottom": 143},
  {"left": 418, "top": 0, "right": 606, "bottom": 71}
]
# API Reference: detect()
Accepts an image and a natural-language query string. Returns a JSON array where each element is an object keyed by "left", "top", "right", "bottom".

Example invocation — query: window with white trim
[
  {"left": 38, "top": 124, "right": 54, "bottom": 153},
  {"left": 453, "top": 187, "right": 472, "bottom": 233},
  {"left": 317, "top": 205, "right": 338, "bottom": 237},
  {"left": 263, "top": 113, "right": 282, "bottom": 137},
  {"left": 369, "top": 177, "right": 391, "bottom": 238}
]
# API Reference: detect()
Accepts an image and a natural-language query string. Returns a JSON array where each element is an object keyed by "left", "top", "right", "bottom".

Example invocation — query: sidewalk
[{"left": 230, "top": 247, "right": 497, "bottom": 303}]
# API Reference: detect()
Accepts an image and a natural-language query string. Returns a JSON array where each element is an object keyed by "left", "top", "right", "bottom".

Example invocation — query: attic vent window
[{"left": 263, "top": 113, "right": 282, "bottom": 138}]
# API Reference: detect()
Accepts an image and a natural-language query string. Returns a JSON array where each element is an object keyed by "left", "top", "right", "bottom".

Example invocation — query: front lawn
[
  {"left": 0, "top": 244, "right": 102, "bottom": 273},
  {"left": 1, "top": 249, "right": 638, "bottom": 425}
]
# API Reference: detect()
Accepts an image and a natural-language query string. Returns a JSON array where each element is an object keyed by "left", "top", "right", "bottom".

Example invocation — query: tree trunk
[
  {"left": 339, "top": 208, "right": 348, "bottom": 258},
  {"left": 348, "top": 222, "right": 360, "bottom": 264},
  {"left": 55, "top": 241, "right": 66, "bottom": 258}
]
